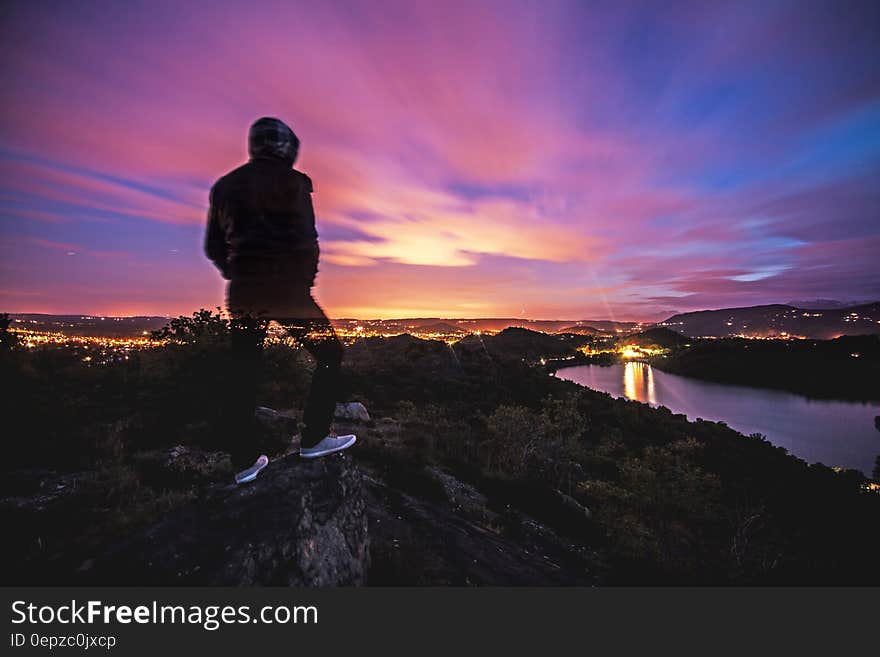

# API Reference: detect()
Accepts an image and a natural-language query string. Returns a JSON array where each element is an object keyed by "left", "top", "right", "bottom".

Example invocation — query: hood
[{"left": 248, "top": 117, "right": 299, "bottom": 165}]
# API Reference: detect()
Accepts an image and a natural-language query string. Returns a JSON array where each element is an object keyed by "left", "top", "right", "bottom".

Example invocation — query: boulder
[
  {"left": 254, "top": 405, "right": 298, "bottom": 432},
  {"left": 334, "top": 401, "right": 371, "bottom": 422},
  {"left": 254, "top": 406, "right": 299, "bottom": 455},
  {"left": 85, "top": 453, "right": 369, "bottom": 586}
]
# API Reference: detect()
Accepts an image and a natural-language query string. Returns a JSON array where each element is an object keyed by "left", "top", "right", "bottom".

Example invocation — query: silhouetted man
[{"left": 205, "top": 117, "right": 356, "bottom": 484}]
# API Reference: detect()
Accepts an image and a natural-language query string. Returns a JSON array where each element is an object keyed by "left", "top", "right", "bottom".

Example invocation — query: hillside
[
  {"left": 622, "top": 327, "right": 691, "bottom": 349},
  {"left": 653, "top": 334, "right": 880, "bottom": 401},
  {"left": 2, "top": 311, "right": 879, "bottom": 585},
  {"left": 455, "top": 326, "right": 581, "bottom": 363},
  {"left": 658, "top": 302, "right": 880, "bottom": 339}
]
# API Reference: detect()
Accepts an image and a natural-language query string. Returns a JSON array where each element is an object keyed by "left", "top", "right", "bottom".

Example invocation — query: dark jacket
[
  {"left": 204, "top": 159, "right": 318, "bottom": 282},
  {"left": 204, "top": 117, "right": 318, "bottom": 285}
]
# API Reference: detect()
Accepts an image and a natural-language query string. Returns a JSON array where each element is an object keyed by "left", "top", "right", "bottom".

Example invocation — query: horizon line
[{"left": 5, "top": 298, "right": 879, "bottom": 324}]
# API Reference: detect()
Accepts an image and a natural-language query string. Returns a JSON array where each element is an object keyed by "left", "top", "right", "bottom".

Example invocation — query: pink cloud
[{"left": 0, "top": 1, "right": 877, "bottom": 318}]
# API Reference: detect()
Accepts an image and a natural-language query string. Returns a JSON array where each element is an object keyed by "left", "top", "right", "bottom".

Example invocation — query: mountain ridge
[
  {"left": 7, "top": 300, "right": 879, "bottom": 340},
  {"left": 658, "top": 302, "right": 880, "bottom": 339}
]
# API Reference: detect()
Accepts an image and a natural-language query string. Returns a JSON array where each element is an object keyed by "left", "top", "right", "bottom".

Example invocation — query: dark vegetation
[
  {"left": 456, "top": 326, "right": 582, "bottom": 362},
  {"left": 627, "top": 327, "right": 692, "bottom": 349},
  {"left": 652, "top": 334, "right": 880, "bottom": 401},
  {"left": 2, "top": 311, "right": 880, "bottom": 585}
]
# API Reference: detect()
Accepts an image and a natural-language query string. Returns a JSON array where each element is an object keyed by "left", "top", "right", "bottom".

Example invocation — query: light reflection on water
[
  {"left": 555, "top": 362, "right": 880, "bottom": 475},
  {"left": 623, "top": 361, "right": 657, "bottom": 405}
]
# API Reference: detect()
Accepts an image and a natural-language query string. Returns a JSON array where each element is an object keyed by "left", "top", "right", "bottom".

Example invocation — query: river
[{"left": 554, "top": 361, "right": 880, "bottom": 475}]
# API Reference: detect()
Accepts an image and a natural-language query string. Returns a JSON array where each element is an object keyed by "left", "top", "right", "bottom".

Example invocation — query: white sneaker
[
  {"left": 300, "top": 434, "right": 357, "bottom": 459},
  {"left": 234, "top": 454, "right": 269, "bottom": 484}
]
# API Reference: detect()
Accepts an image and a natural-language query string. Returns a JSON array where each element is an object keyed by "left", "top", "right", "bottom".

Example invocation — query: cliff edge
[{"left": 83, "top": 453, "right": 369, "bottom": 586}]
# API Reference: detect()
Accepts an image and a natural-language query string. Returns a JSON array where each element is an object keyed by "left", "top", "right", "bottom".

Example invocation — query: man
[{"left": 205, "top": 117, "right": 356, "bottom": 484}]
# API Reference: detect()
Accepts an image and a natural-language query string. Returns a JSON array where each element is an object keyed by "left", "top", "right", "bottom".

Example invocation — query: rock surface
[
  {"left": 133, "top": 445, "right": 232, "bottom": 487},
  {"left": 335, "top": 401, "right": 371, "bottom": 422},
  {"left": 424, "top": 466, "right": 498, "bottom": 525},
  {"left": 556, "top": 490, "right": 592, "bottom": 521},
  {"left": 84, "top": 453, "right": 369, "bottom": 586},
  {"left": 363, "top": 471, "right": 598, "bottom": 585},
  {"left": 253, "top": 406, "right": 299, "bottom": 455}
]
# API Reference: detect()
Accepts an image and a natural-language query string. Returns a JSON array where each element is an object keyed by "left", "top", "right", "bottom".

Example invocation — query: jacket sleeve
[
  {"left": 297, "top": 173, "right": 318, "bottom": 243},
  {"left": 204, "top": 184, "right": 230, "bottom": 279},
  {"left": 296, "top": 174, "right": 319, "bottom": 286}
]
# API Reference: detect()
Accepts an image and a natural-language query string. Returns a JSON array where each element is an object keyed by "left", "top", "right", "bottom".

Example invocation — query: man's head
[{"left": 248, "top": 117, "right": 299, "bottom": 165}]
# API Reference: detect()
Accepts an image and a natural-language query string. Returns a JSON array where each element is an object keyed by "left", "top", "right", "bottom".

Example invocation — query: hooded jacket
[{"left": 204, "top": 117, "right": 319, "bottom": 283}]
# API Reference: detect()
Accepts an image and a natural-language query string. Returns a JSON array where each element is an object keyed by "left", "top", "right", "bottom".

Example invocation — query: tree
[{"left": 0, "top": 312, "right": 20, "bottom": 351}]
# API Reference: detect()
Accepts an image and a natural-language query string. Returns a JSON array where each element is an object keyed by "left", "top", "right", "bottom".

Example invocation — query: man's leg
[
  {"left": 279, "top": 299, "right": 344, "bottom": 449},
  {"left": 222, "top": 315, "right": 268, "bottom": 468}
]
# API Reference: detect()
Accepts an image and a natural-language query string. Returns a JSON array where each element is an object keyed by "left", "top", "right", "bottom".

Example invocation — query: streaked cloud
[{"left": 1, "top": 0, "right": 878, "bottom": 318}]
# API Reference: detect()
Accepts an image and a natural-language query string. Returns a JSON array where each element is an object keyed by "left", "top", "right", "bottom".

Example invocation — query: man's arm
[
  {"left": 296, "top": 173, "right": 319, "bottom": 286},
  {"left": 204, "top": 185, "right": 230, "bottom": 279},
  {"left": 296, "top": 172, "right": 318, "bottom": 243}
]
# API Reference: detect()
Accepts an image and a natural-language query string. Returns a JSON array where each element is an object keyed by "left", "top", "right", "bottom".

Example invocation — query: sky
[{"left": 1, "top": 0, "right": 878, "bottom": 321}]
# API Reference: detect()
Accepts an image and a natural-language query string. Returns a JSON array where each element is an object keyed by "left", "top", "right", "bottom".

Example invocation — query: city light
[{"left": 9, "top": 328, "right": 165, "bottom": 366}]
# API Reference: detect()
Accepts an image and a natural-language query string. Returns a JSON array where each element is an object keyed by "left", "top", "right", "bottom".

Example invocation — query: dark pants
[{"left": 223, "top": 270, "right": 343, "bottom": 468}]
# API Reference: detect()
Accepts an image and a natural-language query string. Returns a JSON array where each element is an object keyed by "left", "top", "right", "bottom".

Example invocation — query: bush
[
  {"left": 486, "top": 405, "right": 550, "bottom": 475},
  {"left": 578, "top": 438, "right": 722, "bottom": 581}
]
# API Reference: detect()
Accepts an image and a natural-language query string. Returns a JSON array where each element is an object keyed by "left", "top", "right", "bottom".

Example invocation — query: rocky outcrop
[
  {"left": 133, "top": 445, "right": 232, "bottom": 487},
  {"left": 424, "top": 466, "right": 498, "bottom": 525},
  {"left": 363, "top": 469, "right": 599, "bottom": 586},
  {"left": 253, "top": 406, "right": 299, "bottom": 455},
  {"left": 555, "top": 490, "right": 592, "bottom": 521},
  {"left": 335, "top": 401, "right": 371, "bottom": 422},
  {"left": 85, "top": 453, "right": 369, "bottom": 586}
]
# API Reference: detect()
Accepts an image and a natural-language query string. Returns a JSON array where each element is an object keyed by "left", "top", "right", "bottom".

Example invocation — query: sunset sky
[{"left": 1, "top": 0, "right": 878, "bottom": 320}]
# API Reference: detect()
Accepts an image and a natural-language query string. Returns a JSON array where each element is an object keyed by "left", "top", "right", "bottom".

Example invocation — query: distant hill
[
  {"left": 416, "top": 322, "right": 466, "bottom": 334},
  {"left": 455, "top": 327, "right": 578, "bottom": 362},
  {"left": 566, "top": 319, "right": 641, "bottom": 333},
  {"left": 443, "top": 318, "right": 638, "bottom": 333},
  {"left": 8, "top": 313, "right": 642, "bottom": 339},
  {"left": 9, "top": 313, "right": 171, "bottom": 338},
  {"left": 658, "top": 303, "right": 880, "bottom": 339},
  {"left": 788, "top": 299, "right": 852, "bottom": 309},
  {"left": 555, "top": 325, "right": 606, "bottom": 335},
  {"left": 655, "top": 334, "right": 880, "bottom": 401},
  {"left": 623, "top": 327, "right": 691, "bottom": 349},
  {"left": 339, "top": 317, "right": 640, "bottom": 333}
]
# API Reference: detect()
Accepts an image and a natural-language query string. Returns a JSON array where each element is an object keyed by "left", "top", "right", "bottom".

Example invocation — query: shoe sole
[
  {"left": 235, "top": 459, "right": 269, "bottom": 484},
  {"left": 300, "top": 435, "right": 357, "bottom": 459},
  {"left": 235, "top": 471, "right": 260, "bottom": 484}
]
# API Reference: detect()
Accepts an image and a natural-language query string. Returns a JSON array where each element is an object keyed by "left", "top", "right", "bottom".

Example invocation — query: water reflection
[
  {"left": 555, "top": 362, "right": 880, "bottom": 474},
  {"left": 623, "top": 361, "right": 657, "bottom": 404}
]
